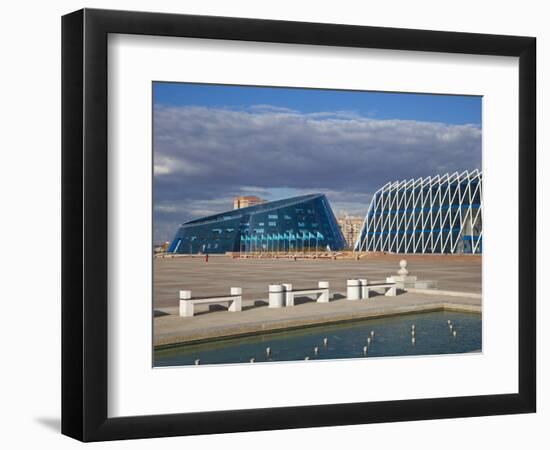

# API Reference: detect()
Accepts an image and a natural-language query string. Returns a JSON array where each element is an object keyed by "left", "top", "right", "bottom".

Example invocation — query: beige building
[
  {"left": 337, "top": 214, "right": 364, "bottom": 249},
  {"left": 233, "top": 195, "right": 266, "bottom": 209}
]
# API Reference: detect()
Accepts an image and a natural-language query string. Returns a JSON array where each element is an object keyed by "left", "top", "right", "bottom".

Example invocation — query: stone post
[
  {"left": 282, "top": 283, "right": 294, "bottom": 306},
  {"left": 268, "top": 284, "right": 284, "bottom": 308},
  {"left": 179, "top": 290, "right": 193, "bottom": 317},
  {"left": 358, "top": 278, "right": 368, "bottom": 299},
  {"left": 346, "top": 279, "right": 360, "bottom": 300},
  {"left": 229, "top": 287, "right": 242, "bottom": 311},
  {"left": 318, "top": 281, "right": 330, "bottom": 302}
]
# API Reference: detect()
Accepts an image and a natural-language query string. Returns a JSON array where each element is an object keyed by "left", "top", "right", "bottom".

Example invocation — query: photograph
[
  {"left": 152, "top": 82, "right": 483, "bottom": 367},
  {"left": 0, "top": 0, "right": 542, "bottom": 446}
]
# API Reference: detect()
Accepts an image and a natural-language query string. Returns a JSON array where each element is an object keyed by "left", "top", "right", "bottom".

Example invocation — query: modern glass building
[
  {"left": 355, "top": 170, "right": 482, "bottom": 254},
  {"left": 168, "top": 193, "right": 346, "bottom": 254}
]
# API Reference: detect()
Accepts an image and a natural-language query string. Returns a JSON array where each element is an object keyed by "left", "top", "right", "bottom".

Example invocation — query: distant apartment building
[
  {"left": 233, "top": 195, "right": 266, "bottom": 210},
  {"left": 337, "top": 214, "right": 364, "bottom": 249}
]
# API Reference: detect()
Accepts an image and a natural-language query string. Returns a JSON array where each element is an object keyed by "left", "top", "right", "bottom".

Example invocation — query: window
[
  {"left": 268, "top": 221, "right": 276, "bottom": 226},
  {"left": 298, "top": 222, "right": 305, "bottom": 227},
  {"left": 268, "top": 214, "right": 278, "bottom": 219}
]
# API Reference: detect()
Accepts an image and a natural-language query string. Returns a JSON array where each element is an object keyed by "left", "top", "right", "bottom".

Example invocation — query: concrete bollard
[
  {"left": 359, "top": 279, "right": 368, "bottom": 299},
  {"left": 314, "top": 347, "right": 319, "bottom": 355},
  {"left": 367, "top": 337, "right": 371, "bottom": 345},
  {"left": 453, "top": 330, "right": 457, "bottom": 337},
  {"left": 282, "top": 283, "right": 293, "bottom": 306},
  {"left": 179, "top": 290, "right": 193, "bottom": 317},
  {"left": 194, "top": 359, "right": 200, "bottom": 365},
  {"left": 250, "top": 358, "right": 255, "bottom": 363},
  {"left": 229, "top": 287, "right": 242, "bottom": 312},
  {"left": 323, "top": 337, "right": 328, "bottom": 346},
  {"left": 370, "top": 330, "right": 375, "bottom": 338},
  {"left": 318, "top": 281, "right": 330, "bottom": 303},
  {"left": 268, "top": 284, "right": 284, "bottom": 308},
  {"left": 266, "top": 347, "right": 272, "bottom": 357},
  {"left": 411, "top": 337, "right": 416, "bottom": 345},
  {"left": 363, "top": 345, "right": 368, "bottom": 355},
  {"left": 347, "top": 279, "right": 361, "bottom": 300}
]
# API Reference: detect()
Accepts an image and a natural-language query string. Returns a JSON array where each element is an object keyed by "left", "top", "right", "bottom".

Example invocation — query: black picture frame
[{"left": 61, "top": 8, "right": 536, "bottom": 442}]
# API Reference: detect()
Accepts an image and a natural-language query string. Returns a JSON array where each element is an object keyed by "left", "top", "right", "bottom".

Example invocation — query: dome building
[{"left": 354, "top": 170, "right": 482, "bottom": 254}]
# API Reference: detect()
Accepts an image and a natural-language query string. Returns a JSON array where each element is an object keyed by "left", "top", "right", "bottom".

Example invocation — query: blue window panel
[{"left": 168, "top": 194, "right": 346, "bottom": 254}]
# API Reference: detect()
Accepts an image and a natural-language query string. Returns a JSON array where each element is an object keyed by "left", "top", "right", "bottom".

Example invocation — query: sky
[{"left": 153, "top": 82, "right": 482, "bottom": 243}]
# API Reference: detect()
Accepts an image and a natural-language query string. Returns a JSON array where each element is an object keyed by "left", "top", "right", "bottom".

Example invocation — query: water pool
[{"left": 154, "top": 310, "right": 481, "bottom": 367}]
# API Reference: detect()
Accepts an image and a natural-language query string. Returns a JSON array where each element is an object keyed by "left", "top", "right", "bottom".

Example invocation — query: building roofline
[{"left": 180, "top": 193, "right": 325, "bottom": 227}]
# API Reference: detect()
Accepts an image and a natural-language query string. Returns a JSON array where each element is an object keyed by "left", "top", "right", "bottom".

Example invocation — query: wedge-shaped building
[
  {"left": 355, "top": 170, "right": 482, "bottom": 254},
  {"left": 168, "top": 193, "right": 346, "bottom": 254}
]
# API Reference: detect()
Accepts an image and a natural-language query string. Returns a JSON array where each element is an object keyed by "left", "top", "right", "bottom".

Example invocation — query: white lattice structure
[{"left": 355, "top": 170, "right": 482, "bottom": 254}]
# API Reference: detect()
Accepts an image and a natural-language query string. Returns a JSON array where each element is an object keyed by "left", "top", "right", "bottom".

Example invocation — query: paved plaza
[
  {"left": 153, "top": 254, "right": 482, "bottom": 347},
  {"left": 154, "top": 254, "right": 481, "bottom": 308}
]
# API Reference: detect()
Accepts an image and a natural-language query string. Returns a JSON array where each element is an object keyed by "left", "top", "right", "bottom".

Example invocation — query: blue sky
[
  {"left": 153, "top": 82, "right": 482, "bottom": 243},
  {"left": 154, "top": 82, "right": 481, "bottom": 126}
]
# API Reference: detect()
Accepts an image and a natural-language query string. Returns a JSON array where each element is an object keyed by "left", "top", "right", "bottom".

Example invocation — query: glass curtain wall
[{"left": 169, "top": 194, "right": 346, "bottom": 255}]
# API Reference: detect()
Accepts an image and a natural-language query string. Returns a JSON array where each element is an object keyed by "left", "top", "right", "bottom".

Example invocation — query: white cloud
[{"left": 153, "top": 105, "right": 481, "bottom": 242}]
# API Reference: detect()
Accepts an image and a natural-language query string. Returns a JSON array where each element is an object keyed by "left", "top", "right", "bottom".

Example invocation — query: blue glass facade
[{"left": 168, "top": 193, "right": 346, "bottom": 254}]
